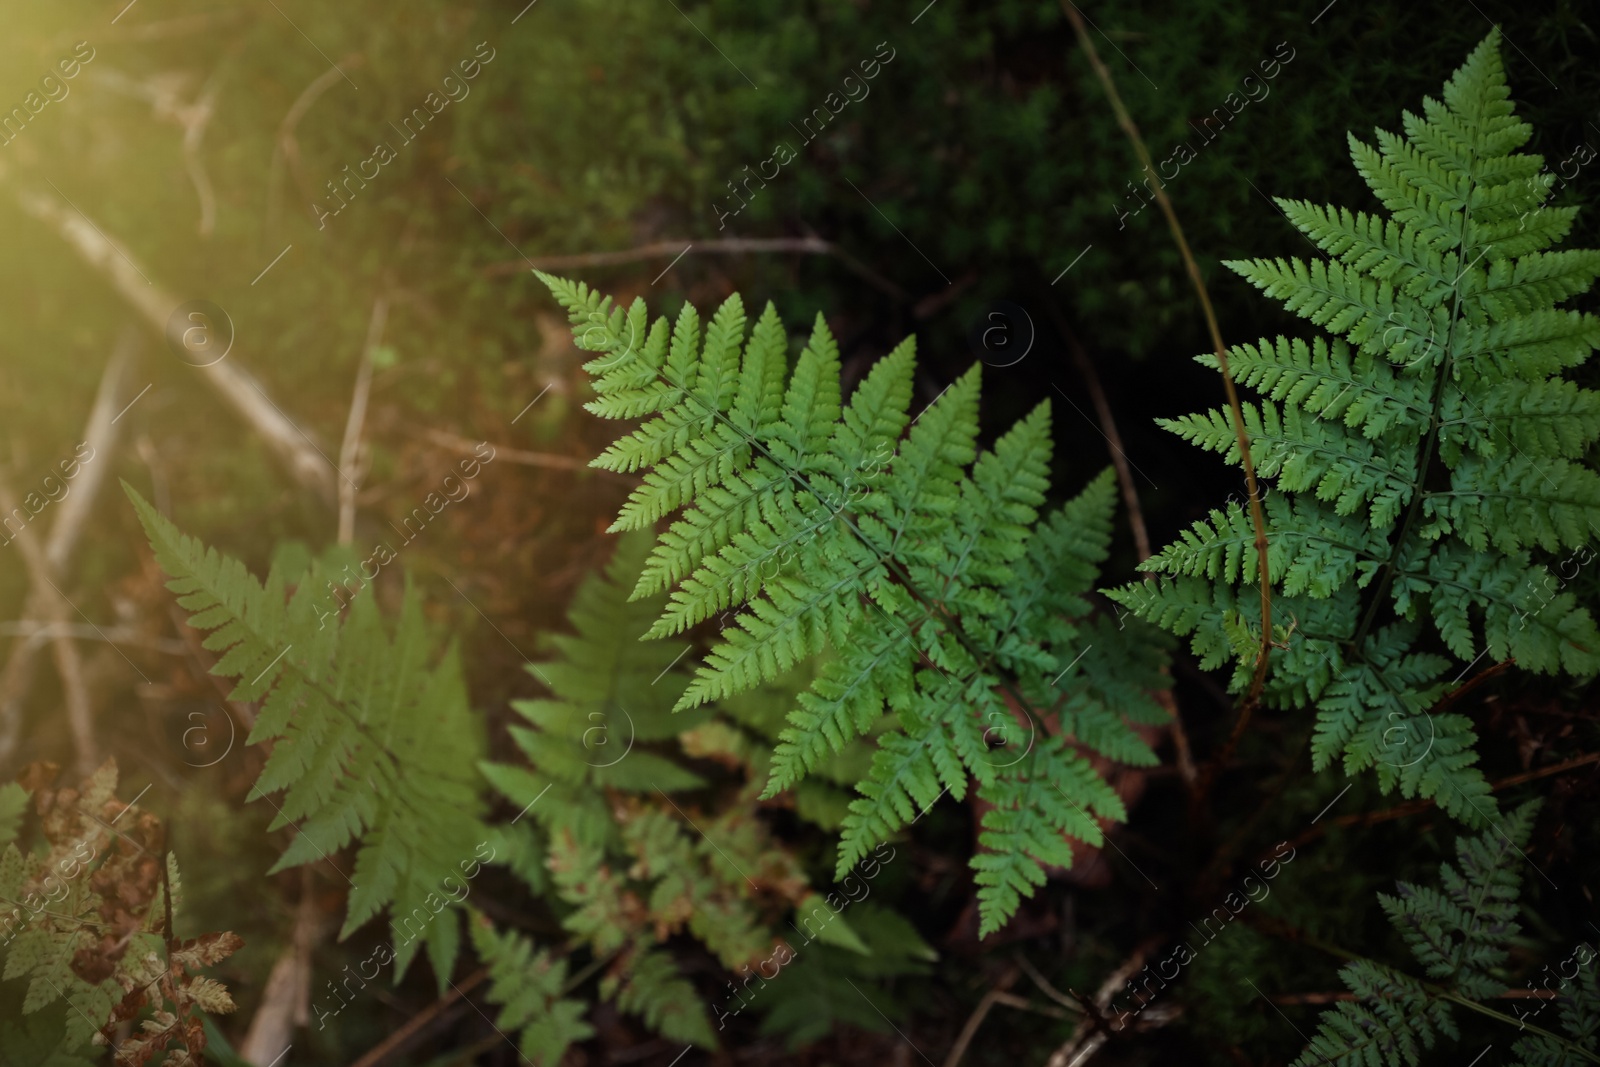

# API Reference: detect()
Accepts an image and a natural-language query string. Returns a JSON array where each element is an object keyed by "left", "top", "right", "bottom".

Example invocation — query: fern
[
  {"left": 1110, "top": 30, "right": 1600, "bottom": 824},
  {"left": 467, "top": 915, "right": 594, "bottom": 1067},
  {"left": 539, "top": 273, "right": 1170, "bottom": 936},
  {"left": 1295, "top": 801, "right": 1600, "bottom": 1067},
  {"left": 126, "top": 487, "right": 489, "bottom": 985},
  {"left": 0, "top": 760, "right": 240, "bottom": 1066},
  {"left": 477, "top": 531, "right": 930, "bottom": 1055}
]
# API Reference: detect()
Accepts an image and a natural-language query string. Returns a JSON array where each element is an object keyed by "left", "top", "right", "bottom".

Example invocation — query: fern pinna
[
  {"left": 1295, "top": 801, "right": 1600, "bottom": 1067},
  {"left": 475, "top": 531, "right": 932, "bottom": 1061},
  {"left": 127, "top": 487, "right": 489, "bottom": 987},
  {"left": 0, "top": 762, "right": 240, "bottom": 1067},
  {"left": 538, "top": 272, "right": 1169, "bottom": 935},
  {"left": 1109, "top": 31, "right": 1600, "bottom": 824}
]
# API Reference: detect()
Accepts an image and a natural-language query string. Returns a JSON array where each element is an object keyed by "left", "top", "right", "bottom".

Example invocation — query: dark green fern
[
  {"left": 539, "top": 272, "right": 1170, "bottom": 935},
  {"left": 1295, "top": 801, "right": 1600, "bottom": 1067},
  {"left": 127, "top": 487, "right": 489, "bottom": 986},
  {"left": 1109, "top": 30, "right": 1600, "bottom": 824}
]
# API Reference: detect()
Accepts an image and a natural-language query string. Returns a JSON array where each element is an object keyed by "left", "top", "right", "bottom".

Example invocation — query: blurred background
[{"left": 0, "top": 1, "right": 1596, "bottom": 1064}]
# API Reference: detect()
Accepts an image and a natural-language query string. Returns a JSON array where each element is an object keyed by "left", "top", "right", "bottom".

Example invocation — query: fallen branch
[
  {"left": 0, "top": 476, "right": 98, "bottom": 777},
  {"left": 7, "top": 180, "right": 338, "bottom": 504},
  {"left": 346, "top": 968, "right": 489, "bottom": 1067},
  {"left": 482, "top": 234, "right": 909, "bottom": 301},
  {"left": 0, "top": 622, "right": 184, "bottom": 656},
  {"left": 1271, "top": 749, "right": 1600, "bottom": 861},
  {"left": 239, "top": 870, "right": 323, "bottom": 1065},
  {"left": 943, "top": 966, "right": 1020, "bottom": 1067},
  {"left": 0, "top": 328, "right": 140, "bottom": 774},
  {"left": 1043, "top": 936, "right": 1176, "bottom": 1067},
  {"left": 267, "top": 59, "right": 364, "bottom": 235}
]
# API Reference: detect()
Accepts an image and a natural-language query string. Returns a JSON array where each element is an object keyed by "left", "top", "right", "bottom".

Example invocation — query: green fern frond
[
  {"left": 126, "top": 486, "right": 487, "bottom": 982},
  {"left": 1113, "top": 29, "right": 1600, "bottom": 824},
  {"left": 1295, "top": 801, "right": 1573, "bottom": 1067},
  {"left": 543, "top": 272, "right": 1171, "bottom": 936},
  {"left": 468, "top": 915, "right": 594, "bottom": 1067},
  {"left": 1512, "top": 968, "right": 1600, "bottom": 1067},
  {"left": 1293, "top": 960, "right": 1455, "bottom": 1067}
]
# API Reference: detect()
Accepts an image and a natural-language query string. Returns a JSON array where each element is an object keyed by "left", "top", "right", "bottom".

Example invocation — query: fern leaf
[
  {"left": 1115, "top": 29, "right": 1600, "bottom": 819},
  {"left": 127, "top": 486, "right": 487, "bottom": 981}
]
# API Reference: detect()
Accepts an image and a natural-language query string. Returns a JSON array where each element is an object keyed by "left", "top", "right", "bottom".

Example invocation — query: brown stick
[
  {"left": 7, "top": 182, "right": 338, "bottom": 504},
  {"left": 48, "top": 326, "right": 142, "bottom": 576},
  {"left": 0, "top": 328, "right": 140, "bottom": 773},
  {"left": 1045, "top": 304, "right": 1198, "bottom": 787},
  {"left": 268, "top": 60, "right": 363, "bottom": 235},
  {"left": 1057, "top": 2, "right": 1273, "bottom": 730},
  {"left": 482, "top": 235, "right": 909, "bottom": 301},
  {"left": 239, "top": 869, "right": 323, "bottom": 1064},
  {"left": 345, "top": 968, "right": 489, "bottom": 1067},
  {"left": 943, "top": 966, "right": 1019, "bottom": 1067},
  {"left": 1271, "top": 749, "right": 1600, "bottom": 860},
  {"left": 0, "top": 477, "right": 98, "bottom": 777},
  {"left": 1043, "top": 936, "right": 1169, "bottom": 1067},
  {"left": 421, "top": 427, "right": 639, "bottom": 480}
]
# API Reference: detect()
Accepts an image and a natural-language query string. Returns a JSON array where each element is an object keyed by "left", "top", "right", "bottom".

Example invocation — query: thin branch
[
  {"left": 0, "top": 622, "right": 184, "bottom": 656},
  {"left": 0, "top": 476, "right": 98, "bottom": 777},
  {"left": 482, "top": 235, "right": 909, "bottom": 302},
  {"left": 239, "top": 869, "right": 323, "bottom": 1065},
  {"left": 1271, "top": 749, "right": 1600, "bottom": 860},
  {"left": 0, "top": 331, "right": 138, "bottom": 775},
  {"left": 943, "top": 967, "right": 1020, "bottom": 1067},
  {"left": 45, "top": 327, "right": 142, "bottom": 576},
  {"left": 267, "top": 60, "right": 363, "bottom": 236},
  {"left": 345, "top": 968, "right": 488, "bottom": 1067},
  {"left": 1058, "top": 1, "right": 1273, "bottom": 733},
  {"left": 105, "top": 10, "right": 250, "bottom": 42},
  {"left": 1047, "top": 309, "right": 1151, "bottom": 562},
  {"left": 1015, "top": 953, "right": 1084, "bottom": 1014},
  {"left": 1045, "top": 301, "right": 1197, "bottom": 788},
  {"left": 1043, "top": 936, "right": 1171, "bottom": 1067},
  {"left": 83, "top": 66, "right": 222, "bottom": 236},
  {"left": 7, "top": 180, "right": 338, "bottom": 504},
  {"left": 421, "top": 427, "right": 638, "bottom": 480},
  {"left": 1434, "top": 657, "right": 1515, "bottom": 712},
  {"left": 339, "top": 294, "right": 389, "bottom": 545}
]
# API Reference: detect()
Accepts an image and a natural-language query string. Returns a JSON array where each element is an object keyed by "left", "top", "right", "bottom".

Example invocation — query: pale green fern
[{"left": 539, "top": 273, "right": 1170, "bottom": 935}]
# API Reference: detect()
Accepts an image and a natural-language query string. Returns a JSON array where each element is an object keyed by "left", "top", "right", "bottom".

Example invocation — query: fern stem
[
  {"left": 644, "top": 360, "right": 1060, "bottom": 757},
  {"left": 1057, "top": 0, "right": 1274, "bottom": 722},
  {"left": 1253, "top": 914, "right": 1600, "bottom": 1062},
  {"left": 1438, "top": 991, "right": 1600, "bottom": 1063},
  {"left": 1352, "top": 143, "right": 1477, "bottom": 656}
]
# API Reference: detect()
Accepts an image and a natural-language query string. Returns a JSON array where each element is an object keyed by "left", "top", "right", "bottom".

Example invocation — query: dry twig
[
  {"left": 0, "top": 476, "right": 98, "bottom": 777},
  {"left": 0, "top": 328, "right": 141, "bottom": 774},
  {"left": 346, "top": 968, "right": 489, "bottom": 1067},
  {"left": 8, "top": 180, "right": 339, "bottom": 504},
  {"left": 239, "top": 870, "right": 324, "bottom": 1065}
]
